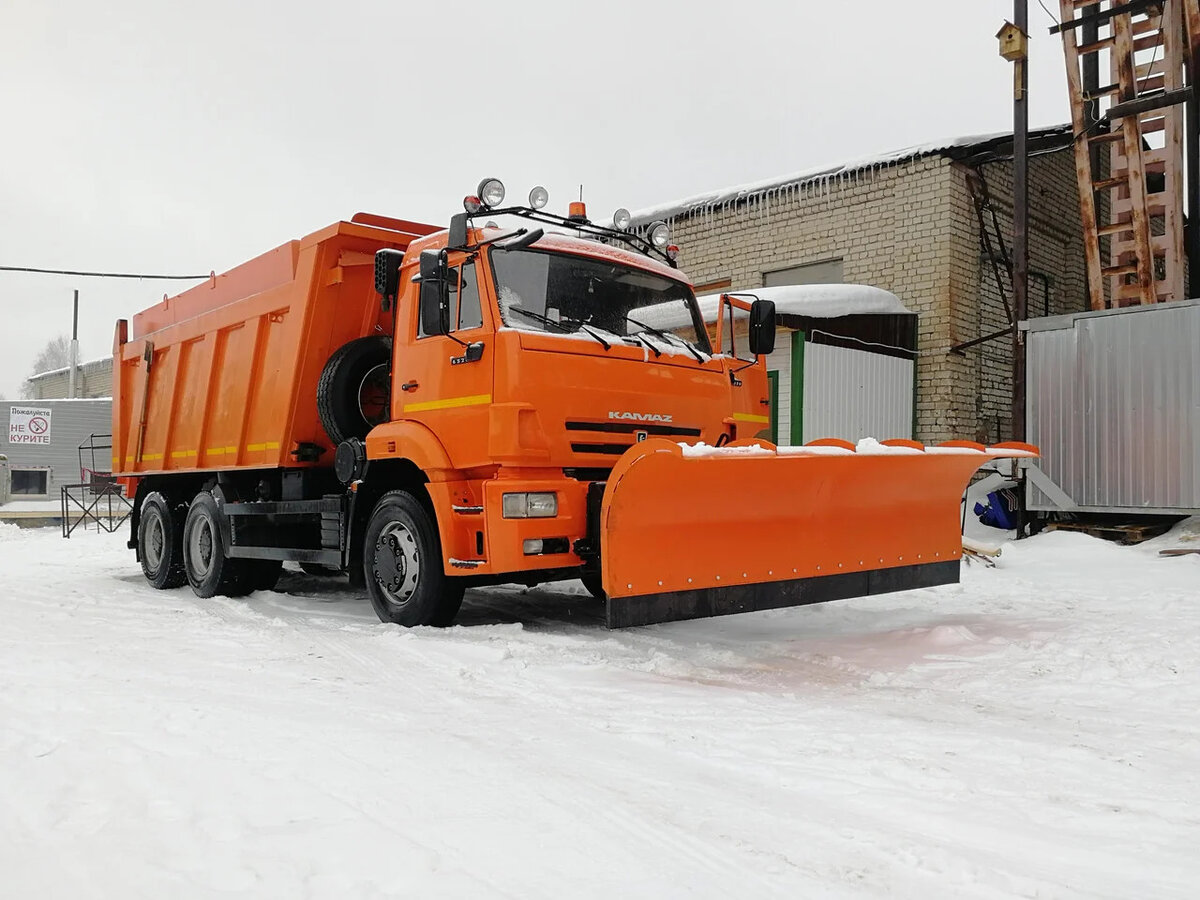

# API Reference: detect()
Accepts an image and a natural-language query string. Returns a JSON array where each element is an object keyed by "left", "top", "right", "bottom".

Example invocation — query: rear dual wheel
[
  {"left": 364, "top": 491, "right": 464, "bottom": 627},
  {"left": 139, "top": 492, "right": 187, "bottom": 589},
  {"left": 182, "top": 491, "right": 244, "bottom": 598},
  {"left": 181, "top": 491, "right": 282, "bottom": 598}
]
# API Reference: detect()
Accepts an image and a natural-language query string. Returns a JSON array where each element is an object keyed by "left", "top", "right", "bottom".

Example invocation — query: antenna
[{"left": 579, "top": 184, "right": 583, "bottom": 202}]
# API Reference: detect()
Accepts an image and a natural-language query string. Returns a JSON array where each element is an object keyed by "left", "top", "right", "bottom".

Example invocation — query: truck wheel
[
  {"left": 139, "top": 492, "right": 186, "bottom": 589},
  {"left": 363, "top": 491, "right": 464, "bottom": 627},
  {"left": 580, "top": 573, "right": 606, "bottom": 602},
  {"left": 317, "top": 336, "right": 392, "bottom": 446},
  {"left": 183, "top": 490, "right": 248, "bottom": 598}
]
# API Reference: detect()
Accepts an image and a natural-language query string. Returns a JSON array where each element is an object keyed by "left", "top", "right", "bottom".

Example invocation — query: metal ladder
[{"left": 1056, "top": 0, "right": 1198, "bottom": 309}]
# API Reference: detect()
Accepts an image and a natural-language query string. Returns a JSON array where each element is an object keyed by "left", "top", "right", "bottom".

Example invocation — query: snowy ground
[{"left": 2, "top": 521, "right": 1199, "bottom": 899}]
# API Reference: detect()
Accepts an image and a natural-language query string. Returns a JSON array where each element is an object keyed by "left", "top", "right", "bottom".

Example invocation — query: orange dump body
[{"left": 112, "top": 214, "right": 436, "bottom": 481}]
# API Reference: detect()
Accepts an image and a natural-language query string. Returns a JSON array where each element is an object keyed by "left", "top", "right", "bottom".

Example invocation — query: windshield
[{"left": 489, "top": 248, "right": 711, "bottom": 356}]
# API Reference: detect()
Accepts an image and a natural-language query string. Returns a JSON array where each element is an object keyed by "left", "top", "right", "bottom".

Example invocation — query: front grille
[
  {"left": 563, "top": 467, "right": 612, "bottom": 481},
  {"left": 565, "top": 420, "right": 701, "bottom": 437},
  {"left": 570, "top": 442, "right": 630, "bottom": 456}
]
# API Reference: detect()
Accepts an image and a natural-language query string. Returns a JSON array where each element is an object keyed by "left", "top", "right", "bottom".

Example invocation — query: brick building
[
  {"left": 631, "top": 126, "right": 1090, "bottom": 444},
  {"left": 24, "top": 356, "right": 114, "bottom": 401}
]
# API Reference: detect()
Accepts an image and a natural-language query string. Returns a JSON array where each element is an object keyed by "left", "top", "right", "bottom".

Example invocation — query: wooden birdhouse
[{"left": 996, "top": 21, "right": 1028, "bottom": 61}]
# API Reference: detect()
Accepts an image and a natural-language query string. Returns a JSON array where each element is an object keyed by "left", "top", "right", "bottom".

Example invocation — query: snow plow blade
[{"left": 600, "top": 438, "right": 1037, "bottom": 628}]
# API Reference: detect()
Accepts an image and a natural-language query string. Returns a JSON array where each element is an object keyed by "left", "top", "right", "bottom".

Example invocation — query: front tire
[
  {"left": 581, "top": 572, "right": 606, "bottom": 602},
  {"left": 139, "top": 492, "right": 186, "bottom": 589},
  {"left": 182, "top": 491, "right": 248, "bottom": 598},
  {"left": 363, "top": 491, "right": 464, "bottom": 627}
]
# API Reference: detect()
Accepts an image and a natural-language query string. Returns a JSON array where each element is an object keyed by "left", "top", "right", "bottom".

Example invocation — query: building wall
[
  {"left": 1, "top": 399, "right": 113, "bottom": 502},
  {"left": 25, "top": 357, "right": 114, "bottom": 400},
  {"left": 665, "top": 149, "right": 1088, "bottom": 443},
  {"left": 959, "top": 151, "right": 1091, "bottom": 442}
]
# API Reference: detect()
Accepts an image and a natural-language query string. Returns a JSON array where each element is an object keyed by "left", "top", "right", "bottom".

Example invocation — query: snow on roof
[
  {"left": 27, "top": 356, "right": 112, "bottom": 382},
  {"left": 629, "top": 124, "right": 1073, "bottom": 226},
  {"left": 2, "top": 397, "right": 112, "bottom": 404},
  {"left": 695, "top": 284, "right": 910, "bottom": 322},
  {"left": 636, "top": 284, "right": 910, "bottom": 333}
]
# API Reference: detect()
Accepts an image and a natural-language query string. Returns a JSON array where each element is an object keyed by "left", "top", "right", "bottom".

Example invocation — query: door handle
[{"left": 401, "top": 380, "right": 419, "bottom": 392}]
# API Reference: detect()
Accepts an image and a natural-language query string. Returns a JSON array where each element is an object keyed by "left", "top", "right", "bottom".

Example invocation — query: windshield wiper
[
  {"left": 625, "top": 316, "right": 706, "bottom": 363},
  {"left": 507, "top": 306, "right": 574, "bottom": 334},
  {"left": 626, "top": 333, "right": 661, "bottom": 358},
  {"left": 578, "top": 325, "right": 611, "bottom": 350},
  {"left": 509, "top": 306, "right": 611, "bottom": 350}
]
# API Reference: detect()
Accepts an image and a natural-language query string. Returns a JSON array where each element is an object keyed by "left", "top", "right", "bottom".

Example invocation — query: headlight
[
  {"left": 648, "top": 221, "right": 670, "bottom": 249},
  {"left": 528, "top": 186, "right": 549, "bottom": 209},
  {"left": 478, "top": 177, "right": 506, "bottom": 208},
  {"left": 612, "top": 208, "right": 631, "bottom": 230},
  {"left": 502, "top": 492, "right": 558, "bottom": 518}
]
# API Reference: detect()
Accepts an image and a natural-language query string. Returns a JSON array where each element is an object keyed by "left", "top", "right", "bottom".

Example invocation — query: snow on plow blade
[{"left": 600, "top": 438, "right": 1037, "bottom": 628}]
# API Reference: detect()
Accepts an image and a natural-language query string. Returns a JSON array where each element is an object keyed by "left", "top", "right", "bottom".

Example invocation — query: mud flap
[{"left": 600, "top": 438, "right": 1037, "bottom": 628}]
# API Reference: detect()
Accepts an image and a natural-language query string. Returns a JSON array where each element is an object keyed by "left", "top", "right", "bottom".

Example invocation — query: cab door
[
  {"left": 395, "top": 256, "right": 495, "bottom": 469},
  {"left": 714, "top": 294, "right": 772, "bottom": 442}
]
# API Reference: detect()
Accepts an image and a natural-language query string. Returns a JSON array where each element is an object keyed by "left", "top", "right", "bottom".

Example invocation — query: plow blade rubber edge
[{"left": 600, "top": 438, "right": 1037, "bottom": 628}]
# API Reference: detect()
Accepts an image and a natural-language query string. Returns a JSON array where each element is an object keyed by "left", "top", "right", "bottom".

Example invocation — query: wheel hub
[
  {"left": 373, "top": 522, "right": 420, "bottom": 607},
  {"left": 188, "top": 517, "right": 214, "bottom": 578},
  {"left": 145, "top": 514, "right": 165, "bottom": 570}
]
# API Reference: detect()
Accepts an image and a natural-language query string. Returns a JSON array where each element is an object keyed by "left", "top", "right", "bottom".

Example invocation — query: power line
[
  {"left": 1035, "top": 0, "right": 1060, "bottom": 27},
  {"left": 0, "top": 265, "right": 210, "bottom": 280}
]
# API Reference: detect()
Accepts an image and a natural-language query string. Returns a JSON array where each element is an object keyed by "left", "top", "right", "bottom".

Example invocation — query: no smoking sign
[{"left": 8, "top": 406, "right": 52, "bottom": 445}]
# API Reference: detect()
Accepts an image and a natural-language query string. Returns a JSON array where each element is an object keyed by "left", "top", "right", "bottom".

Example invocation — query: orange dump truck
[{"left": 113, "top": 180, "right": 1035, "bottom": 627}]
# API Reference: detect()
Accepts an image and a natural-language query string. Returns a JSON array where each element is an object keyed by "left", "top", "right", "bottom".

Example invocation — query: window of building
[
  {"left": 11, "top": 469, "right": 49, "bottom": 496},
  {"left": 763, "top": 258, "right": 844, "bottom": 287}
]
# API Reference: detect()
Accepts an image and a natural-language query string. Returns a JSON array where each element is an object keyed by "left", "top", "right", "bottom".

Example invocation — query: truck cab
[{"left": 359, "top": 200, "right": 775, "bottom": 623}]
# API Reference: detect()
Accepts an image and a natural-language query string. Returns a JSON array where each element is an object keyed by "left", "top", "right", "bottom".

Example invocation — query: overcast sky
[{"left": 0, "top": 0, "right": 1072, "bottom": 397}]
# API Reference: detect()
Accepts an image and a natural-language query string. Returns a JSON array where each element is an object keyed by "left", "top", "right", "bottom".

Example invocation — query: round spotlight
[
  {"left": 666, "top": 244, "right": 680, "bottom": 261},
  {"left": 648, "top": 221, "right": 670, "bottom": 249},
  {"left": 613, "top": 208, "right": 632, "bottom": 231},
  {"left": 463, "top": 195, "right": 483, "bottom": 214},
  {"left": 477, "top": 177, "right": 506, "bottom": 208},
  {"left": 528, "top": 186, "right": 549, "bottom": 210}
]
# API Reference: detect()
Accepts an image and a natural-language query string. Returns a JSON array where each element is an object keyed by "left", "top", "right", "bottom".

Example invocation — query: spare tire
[{"left": 317, "top": 336, "right": 392, "bottom": 445}]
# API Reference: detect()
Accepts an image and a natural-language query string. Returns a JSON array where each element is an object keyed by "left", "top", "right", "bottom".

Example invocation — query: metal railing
[{"left": 61, "top": 434, "right": 131, "bottom": 538}]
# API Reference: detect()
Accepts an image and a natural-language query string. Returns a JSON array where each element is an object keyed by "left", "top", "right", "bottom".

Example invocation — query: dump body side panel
[{"left": 113, "top": 219, "right": 433, "bottom": 477}]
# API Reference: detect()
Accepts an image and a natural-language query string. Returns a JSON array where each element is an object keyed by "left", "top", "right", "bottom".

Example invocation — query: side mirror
[
  {"left": 448, "top": 213, "right": 469, "bottom": 250},
  {"left": 374, "top": 248, "right": 404, "bottom": 298},
  {"left": 748, "top": 299, "right": 777, "bottom": 356},
  {"left": 418, "top": 250, "right": 449, "bottom": 336}
]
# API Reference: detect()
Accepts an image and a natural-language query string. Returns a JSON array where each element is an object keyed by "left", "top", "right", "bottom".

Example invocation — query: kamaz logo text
[{"left": 608, "top": 411, "right": 673, "bottom": 423}]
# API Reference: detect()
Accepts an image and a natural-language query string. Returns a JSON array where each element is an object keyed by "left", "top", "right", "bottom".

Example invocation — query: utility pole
[
  {"left": 1004, "top": 2, "right": 1030, "bottom": 443},
  {"left": 68, "top": 289, "right": 79, "bottom": 399}
]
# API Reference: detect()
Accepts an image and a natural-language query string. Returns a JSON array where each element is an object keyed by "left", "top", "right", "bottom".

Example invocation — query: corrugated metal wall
[
  {"left": 762, "top": 328, "right": 794, "bottom": 444},
  {"left": 1027, "top": 299, "right": 1200, "bottom": 513},
  {"left": 802, "top": 342, "right": 914, "bottom": 443},
  {"left": 1, "top": 400, "right": 113, "bottom": 500}
]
